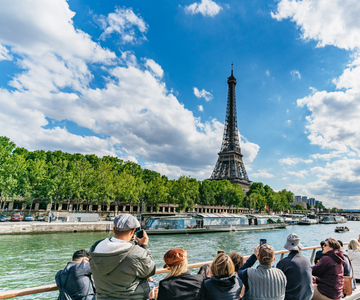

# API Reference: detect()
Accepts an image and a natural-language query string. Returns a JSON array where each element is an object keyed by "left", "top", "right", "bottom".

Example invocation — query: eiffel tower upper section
[{"left": 210, "top": 66, "right": 252, "bottom": 191}]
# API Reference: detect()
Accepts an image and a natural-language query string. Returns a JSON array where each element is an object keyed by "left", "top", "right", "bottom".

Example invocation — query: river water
[{"left": 1, "top": 221, "right": 359, "bottom": 299}]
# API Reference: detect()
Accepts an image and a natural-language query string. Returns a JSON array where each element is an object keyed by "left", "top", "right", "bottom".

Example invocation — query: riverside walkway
[{"left": 1, "top": 244, "right": 359, "bottom": 299}]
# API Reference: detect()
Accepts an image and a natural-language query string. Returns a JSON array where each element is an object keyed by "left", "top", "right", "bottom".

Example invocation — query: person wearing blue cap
[
  {"left": 276, "top": 233, "right": 313, "bottom": 300},
  {"left": 89, "top": 213, "right": 156, "bottom": 300}
]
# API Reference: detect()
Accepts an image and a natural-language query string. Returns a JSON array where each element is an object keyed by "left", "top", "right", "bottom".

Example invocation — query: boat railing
[{"left": 0, "top": 244, "right": 346, "bottom": 299}]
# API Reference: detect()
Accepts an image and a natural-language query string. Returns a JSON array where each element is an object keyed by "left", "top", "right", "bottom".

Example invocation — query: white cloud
[
  {"left": 251, "top": 170, "right": 274, "bottom": 179},
  {"left": 198, "top": 105, "right": 204, "bottom": 112},
  {"left": 290, "top": 69, "right": 301, "bottom": 79},
  {"left": 193, "top": 87, "right": 213, "bottom": 101},
  {"left": 97, "top": 7, "right": 148, "bottom": 44},
  {"left": 0, "top": 45, "right": 12, "bottom": 61},
  {"left": 279, "top": 157, "right": 313, "bottom": 166},
  {"left": 271, "top": 0, "right": 360, "bottom": 50},
  {"left": 185, "top": 0, "right": 223, "bottom": 17},
  {"left": 145, "top": 59, "right": 164, "bottom": 78},
  {"left": 0, "top": 0, "right": 259, "bottom": 181},
  {"left": 288, "top": 170, "right": 308, "bottom": 178},
  {"left": 266, "top": 70, "right": 270, "bottom": 76}
]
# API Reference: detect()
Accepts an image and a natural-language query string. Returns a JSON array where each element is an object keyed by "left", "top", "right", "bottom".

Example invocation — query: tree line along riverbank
[{"left": 1, "top": 136, "right": 296, "bottom": 214}]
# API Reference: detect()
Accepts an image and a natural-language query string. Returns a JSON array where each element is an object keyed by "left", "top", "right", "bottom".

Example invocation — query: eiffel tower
[{"left": 210, "top": 65, "right": 252, "bottom": 191}]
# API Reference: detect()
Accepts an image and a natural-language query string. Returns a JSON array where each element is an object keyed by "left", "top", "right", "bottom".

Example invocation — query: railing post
[{"left": 310, "top": 249, "right": 316, "bottom": 264}]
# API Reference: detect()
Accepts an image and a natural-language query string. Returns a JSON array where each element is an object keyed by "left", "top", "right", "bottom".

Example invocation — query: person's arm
[
  {"left": 312, "top": 256, "right": 329, "bottom": 278},
  {"left": 238, "top": 269, "right": 249, "bottom": 292},
  {"left": 239, "top": 284, "right": 245, "bottom": 299},
  {"left": 239, "top": 245, "right": 259, "bottom": 271}
]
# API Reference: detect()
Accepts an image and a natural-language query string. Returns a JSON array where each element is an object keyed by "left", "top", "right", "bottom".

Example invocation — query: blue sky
[{"left": 1, "top": 0, "right": 360, "bottom": 208}]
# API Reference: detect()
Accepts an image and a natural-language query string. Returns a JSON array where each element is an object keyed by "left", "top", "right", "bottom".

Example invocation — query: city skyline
[{"left": 1, "top": 1, "right": 360, "bottom": 208}]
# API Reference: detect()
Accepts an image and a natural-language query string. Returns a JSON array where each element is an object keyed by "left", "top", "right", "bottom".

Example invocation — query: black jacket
[
  {"left": 157, "top": 272, "right": 203, "bottom": 300},
  {"left": 55, "top": 261, "right": 95, "bottom": 300},
  {"left": 202, "top": 273, "right": 243, "bottom": 300}
]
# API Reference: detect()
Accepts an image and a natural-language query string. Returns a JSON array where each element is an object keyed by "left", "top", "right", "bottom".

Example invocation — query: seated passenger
[
  {"left": 239, "top": 244, "right": 286, "bottom": 300},
  {"left": 228, "top": 252, "right": 244, "bottom": 273},
  {"left": 312, "top": 238, "right": 344, "bottom": 300},
  {"left": 198, "top": 264, "right": 212, "bottom": 279},
  {"left": 338, "top": 240, "right": 356, "bottom": 291},
  {"left": 202, "top": 252, "right": 244, "bottom": 300},
  {"left": 55, "top": 249, "right": 95, "bottom": 300},
  {"left": 157, "top": 248, "right": 203, "bottom": 300},
  {"left": 347, "top": 239, "right": 360, "bottom": 282},
  {"left": 314, "top": 241, "right": 325, "bottom": 264}
]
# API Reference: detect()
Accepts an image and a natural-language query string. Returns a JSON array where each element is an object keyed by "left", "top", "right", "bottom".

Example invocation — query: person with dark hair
[
  {"left": 228, "top": 252, "right": 244, "bottom": 273},
  {"left": 157, "top": 248, "right": 203, "bottom": 300},
  {"left": 239, "top": 244, "right": 286, "bottom": 299},
  {"left": 90, "top": 213, "right": 156, "bottom": 300},
  {"left": 201, "top": 252, "right": 244, "bottom": 300},
  {"left": 198, "top": 264, "right": 212, "bottom": 279},
  {"left": 55, "top": 249, "right": 95, "bottom": 300},
  {"left": 312, "top": 238, "right": 345, "bottom": 300},
  {"left": 276, "top": 233, "right": 313, "bottom": 300},
  {"left": 314, "top": 241, "right": 325, "bottom": 264}
]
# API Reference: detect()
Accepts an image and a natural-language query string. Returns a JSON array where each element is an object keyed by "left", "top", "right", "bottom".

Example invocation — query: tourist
[
  {"left": 338, "top": 240, "right": 356, "bottom": 290},
  {"left": 239, "top": 244, "right": 287, "bottom": 299},
  {"left": 201, "top": 252, "right": 244, "bottom": 300},
  {"left": 157, "top": 248, "right": 203, "bottom": 300},
  {"left": 89, "top": 213, "right": 156, "bottom": 300},
  {"left": 312, "top": 238, "right": 344, "bottom": 300},
  {"left": 198, "top": 264, "right": 212, "bottom": 278},
  {"left": 228, "top": 251, "right": 244, "bottom": 273},
  {"left": 314, "top": 241, "right": 325, "bottom": 264},
  {"left": 55, "top": 249, "right": 95, "bottom": 300},
  {"left": 347, "top": 239, "right": 360, "bottom": 282},
  {"left": 276, "top": 233, "right": 313, "bottom": 300}
]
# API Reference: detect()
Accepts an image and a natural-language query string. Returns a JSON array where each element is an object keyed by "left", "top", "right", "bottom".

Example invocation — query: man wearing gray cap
[
  {"left": 276, "top": 233, "right": 313, "bottom": 300},
  {"left": 89, "top": 213, "right": 156, "bottom": 300}
]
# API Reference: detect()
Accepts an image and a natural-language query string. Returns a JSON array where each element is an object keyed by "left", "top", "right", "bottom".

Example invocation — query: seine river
[{"left": 1, "top": 221, "right": 360, "bottom": 299}]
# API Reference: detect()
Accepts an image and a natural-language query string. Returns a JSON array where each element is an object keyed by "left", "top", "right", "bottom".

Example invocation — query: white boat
[{"left": 298, "top": 217, "right": 318, "bottom": 225}]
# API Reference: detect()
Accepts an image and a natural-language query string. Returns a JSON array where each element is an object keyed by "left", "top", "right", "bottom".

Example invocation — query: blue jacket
[
  {"left": 202, "top": 273, "right": 243, "bottom": 300},
  {"left": 55, "top": 261, "right": 95, "bottom": 300},
  {"left": 237, "top": 254, "right": 257, "bottom": 292},
  {"left": 276, "top": 251, "right": 313, "bottom": 300}
]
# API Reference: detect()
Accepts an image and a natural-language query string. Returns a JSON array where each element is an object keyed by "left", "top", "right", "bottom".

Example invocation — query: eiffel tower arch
[{"left": 209, "top": 66, "right": 252, "bottom": 191}]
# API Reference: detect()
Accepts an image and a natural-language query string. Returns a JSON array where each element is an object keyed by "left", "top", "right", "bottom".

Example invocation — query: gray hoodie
[{"left": 89, "top": 238, "right": 156, "bottom": 300}]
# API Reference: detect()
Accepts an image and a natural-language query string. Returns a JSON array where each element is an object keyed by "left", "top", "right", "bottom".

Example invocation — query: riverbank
[{"left": 0, "top": 221, "right": 112, "bottom": 234}]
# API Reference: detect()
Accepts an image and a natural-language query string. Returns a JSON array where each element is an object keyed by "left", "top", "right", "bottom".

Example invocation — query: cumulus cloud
[
  {"left": 271, "top": 0, "right": 360, "bottom": 50},
  {"left": 198, "top": 105, "right": 204, "bottom": 112},
  {"left": 0, "top": 45, "right": 12, "bottom": 61},
  {"left": 97, "top": 7, "right": 148, "bottom": 43},
  {"left": 185, "top": 0, "right": 222, "bottom": 17},
  {"left": 0, "top": 0, "right": 259, "bottom": 181},
  {"left": 251, "top": 170, "right": 274, "bottom": 179},
  {"left": 279, "top": 157, "right": 313, "bottom": 166},
  {"left": 193, "top": 87, "right": 213, "bottom": 101},
  {"left": 288, "top": 170, "right": 308, "bottom": 178},
  {"left": 290, "top": 70, "right": 301, "bottom": 79}
]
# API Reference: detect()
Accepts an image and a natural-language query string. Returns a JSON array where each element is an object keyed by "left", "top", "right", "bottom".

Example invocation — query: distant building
[
  {"left": 294, "top": 195, "right": 301, "bottom": 202},
  {"left": 301, "top": 196, "right": 308, "bottom": 203},
  {"left": 291, "top": 201, "right": 307, "bottom": 209},
  {"left": 309, "top": 198, "right": 315, "bottom": 206}
]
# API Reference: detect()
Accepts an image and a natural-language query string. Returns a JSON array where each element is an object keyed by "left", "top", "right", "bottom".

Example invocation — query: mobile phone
[
  {"left": 217, "top": 250, "right": 225, "bottom": 254},
  {"left": 136, "top": 229, "right": 144, "bottom": 238},
  {"left": 260, "top": 239, "right": 267, "bottom": 245}
]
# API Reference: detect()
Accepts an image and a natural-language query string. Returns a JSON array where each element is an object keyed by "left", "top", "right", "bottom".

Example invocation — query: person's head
[
  {"left": 338, "top": 240, "right": 343, "bottom": 247},
  {"left": 163, "top": 248, "right": 188, "bottom": 279},
  {"left": 348, "top": 239, "right": 360, "bottom": 252},
  {"left": 113, "top": 213, "right": 140, "bottom": 241},
  {"left": 228, "top": 252, "right": 244, "bottom": 272},
  {"left": 323, "top": 238, "right": 340, "bottom": 253},
  {"left": 320, "top": 241, "right": 325, "bottom": 250},
  {"left": 198, "top": 264, "right": 212, "bottom": 278},
  {"left": 284, "top": 233, "right": 303, "bottom": 252},
  {"left": 72, "top": 249, "right": 89, "bottom": 262},
  {"left": 211, "top": 253, "right": 235, "bottom": 278},
  {"left": 258, "top": 244, "right": 275, "bottom": 266}
]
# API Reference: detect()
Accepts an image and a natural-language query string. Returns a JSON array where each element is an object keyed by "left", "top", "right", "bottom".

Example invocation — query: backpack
[
  {"left": 58, "top": 288, "right": 74, "bottom": 300},
  {"left": 56, "top": 268, "right": 74, "bottom": 300}
]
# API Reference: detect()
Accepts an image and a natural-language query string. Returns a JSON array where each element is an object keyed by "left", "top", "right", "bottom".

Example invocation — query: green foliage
[{"left": 0, "top": 136, "right": 299, "bottom": 213}]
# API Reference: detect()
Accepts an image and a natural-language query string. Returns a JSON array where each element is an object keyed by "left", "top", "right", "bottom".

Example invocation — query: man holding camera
[{"left": 89, "top": 213, "right": 156, "bottom": 300}]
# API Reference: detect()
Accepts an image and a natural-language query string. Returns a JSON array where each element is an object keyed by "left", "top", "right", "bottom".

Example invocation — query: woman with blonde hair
[
  {"left": 348, "top": 238, "right": 360, "bottom": 282},
  {"left": 157, "top": 248, "right": 204, "bottom": 300},
  {"left": 201, "top": 252, "right": 244, "bottom": 300}
]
